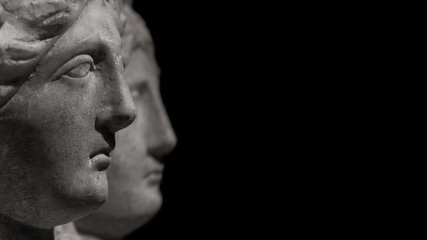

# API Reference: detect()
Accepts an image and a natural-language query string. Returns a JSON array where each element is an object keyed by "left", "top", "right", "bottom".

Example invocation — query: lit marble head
[{"left": 0, "top": 0, "right": 135, "bottom": 229}]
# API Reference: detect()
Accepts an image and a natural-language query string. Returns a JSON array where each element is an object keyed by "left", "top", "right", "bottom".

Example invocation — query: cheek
[
  {"left": 109, "top": 118, "right": 147, "bottom": 182},
  {"left": 1, "top": 79, "right": 97, "bottom": 167},
  {"left": 115, "top": 106, "right": 147, "bottom": 151},
  {"left": 111, "top": 128, "right": 145, "bottom": 170}
]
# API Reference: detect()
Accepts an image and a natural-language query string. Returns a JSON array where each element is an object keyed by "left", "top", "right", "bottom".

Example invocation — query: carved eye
[
  {"left": 51, "top": 55, "right": 95, "bottom": 81},
  {"left": 131, "top": 88, "right": 140, "bottom": 98},
  {"left": 65, "top": 62, "right": 92, "bottom": 78},
  {"left": 131, "top": 81, "right": 149, "bottom": 98}
]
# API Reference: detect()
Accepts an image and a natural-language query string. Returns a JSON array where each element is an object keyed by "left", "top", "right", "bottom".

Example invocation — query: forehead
[{"left": 125, "top": 49, "right": 156, "bottom": 85}]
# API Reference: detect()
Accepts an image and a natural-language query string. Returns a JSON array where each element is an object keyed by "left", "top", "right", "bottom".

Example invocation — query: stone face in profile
[
  {"left": 73, "top": 2, "right": 177, "bottom": 239},
  {"left": 0, "top": 0, "right": 136, "bottom": 239}
]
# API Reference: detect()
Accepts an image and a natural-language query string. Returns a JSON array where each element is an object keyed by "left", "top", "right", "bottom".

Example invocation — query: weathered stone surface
[{"left": 0, "top": 0, "right": 135, "bottom": 239}]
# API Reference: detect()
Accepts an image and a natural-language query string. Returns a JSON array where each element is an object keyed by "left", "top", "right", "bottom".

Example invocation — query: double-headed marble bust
[{"left": 1, "top": 0, "right": 176, "bottom": 239}]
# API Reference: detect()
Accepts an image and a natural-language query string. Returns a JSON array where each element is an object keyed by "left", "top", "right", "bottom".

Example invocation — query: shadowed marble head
[
  {"left": 0, "top": 0, "right": 135, "bottom": 238},
  {"left": 73, "top": 2, "right": 177, "bottom": 239}
]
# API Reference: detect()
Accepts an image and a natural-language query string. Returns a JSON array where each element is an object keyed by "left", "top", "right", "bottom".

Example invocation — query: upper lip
[
  {"left": 143, "top": 155, "right": 165, "bottom": 177},
  {"left": 90, "top": 145, "right": 114, "bottom": 158}
]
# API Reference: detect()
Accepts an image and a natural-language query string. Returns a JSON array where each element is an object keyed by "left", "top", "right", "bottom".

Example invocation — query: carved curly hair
[
  {"left": 0, "top": 0, "right": 125, "bottom": 108},
  {"left": 121, "top": 2, "right": 156, "bottom": 68}
]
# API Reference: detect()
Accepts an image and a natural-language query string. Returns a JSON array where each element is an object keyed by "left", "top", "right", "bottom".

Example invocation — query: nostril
[
  {"left": 112, "top": 111, "right": 135, "bottom": 132},
  {"left": 118, "top": 115, "right": 130, "bottom": 121}
]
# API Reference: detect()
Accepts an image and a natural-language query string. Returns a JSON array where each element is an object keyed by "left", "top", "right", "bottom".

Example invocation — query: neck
[
  {"left": 79, "top": 233, "right": 103, "bottom": 240},
  {"left": 54, "top": 222, "right": 85, "bottom": 240},
  {"left": 0, "top": 214, "right": 53, "bottom": 240}
]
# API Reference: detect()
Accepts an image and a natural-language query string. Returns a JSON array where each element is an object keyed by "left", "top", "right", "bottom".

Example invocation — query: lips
[
  {"left": 145, "top": 172, "right": 163, "bottom": 185},
  {"left": 143, "top": 155, "right": 164, "bottom": 179},
  {"left": 144, "top": 166, "right": 164, "bottom": 186},
  {"left": 91, "top": 154, "right": 110, "bottom": 171},
  {"left": 90, "top": 146, "right": 114, "bottom": 171},
  {"left": 91, "top": 146, "right": 114, "bottom": 158}
]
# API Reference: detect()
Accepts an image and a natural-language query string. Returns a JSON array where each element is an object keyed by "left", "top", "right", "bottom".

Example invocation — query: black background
[
  {"left": 120, "top": 2, "right": 288, "bottom": 239},
  {"left": 124, "top": 3, "right": 265, "bottom": 239},
  {"left": 120, "top": 3, "right": 382, "bottom": 238}
]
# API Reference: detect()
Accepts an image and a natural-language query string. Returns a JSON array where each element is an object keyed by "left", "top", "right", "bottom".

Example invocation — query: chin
[
  {"left": 133, "top": 190, "right": 162, "bottom": 221},
  {"left": 55, "top": 171, "right": 109, "bottom": 215},
  {"left": 75, "top": 185, "right": 163, "bottom": 239},
  {"left": 115, "top": 184, "right": 163, "bottom": 221},
  {"left": 113, "top": 193, "right": 163, "bottom": 237}
]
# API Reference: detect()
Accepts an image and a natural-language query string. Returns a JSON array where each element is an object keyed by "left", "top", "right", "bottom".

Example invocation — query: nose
[
  {"left": 96, "top": 86, "right": 136, "bottom": 133},
  {"left": 96, "top": 63, "right": 137, "bottom": 134},
  {"left": 147, "top": 100, "right": 177, "bottom": 159},
  {"left": 106, "top": 101, "right": 136, "bottom": 133}
]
